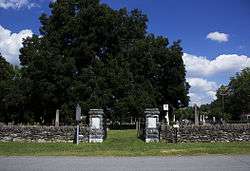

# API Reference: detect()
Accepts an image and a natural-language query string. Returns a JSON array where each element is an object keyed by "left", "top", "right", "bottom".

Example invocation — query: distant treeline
[{"left": 174, "top": 67, "right": 250, "bottom": 121}]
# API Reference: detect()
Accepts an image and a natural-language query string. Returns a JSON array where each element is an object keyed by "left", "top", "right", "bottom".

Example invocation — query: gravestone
[
  {"left": 194, "top": 104, "right": 199, "bottom": 126},
  {"left": 89, "top": 109, "right": 105, "bottom": 143},
  {"left": 213, "top": 116, "right": 216, "bottom": 123},
  {"left": 202, "top": 115, "right": 206, "bottom": 124},
  {"left": 74, "top": 104, "right": 81, "bottom": 145},
  {"left": 145, "top": 108, "right": 160, "bottom": 143},
  {"left": 55, "top": 109, "right": 59, "bottom": 127}
]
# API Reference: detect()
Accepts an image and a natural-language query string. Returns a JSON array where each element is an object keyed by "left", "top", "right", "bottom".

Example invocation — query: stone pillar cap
[
  {"left": 88, "top": 109, "right": 104, "bottom": 115},
  {"left": 144, "top": 108, "right": 160, "bottom": 114}
]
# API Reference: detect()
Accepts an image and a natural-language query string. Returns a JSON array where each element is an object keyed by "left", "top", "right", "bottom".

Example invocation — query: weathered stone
[
  {"left": 0, "top": 125, "right": 88, "bottom": 142},
  {"left": 55, "top": 109, "right": 59, "bottom": 127},
  {"left": 161, "top": 124, "right": 250, "bottom": 143},
  {"left": 194, "top": 104, "right": 199, "bottom": 126},
  {"left": 88, "top": 109, "right": 105, "bottom": 143},
  {"left": 145, "top": 108, "right": 160, "bottom": 143}
]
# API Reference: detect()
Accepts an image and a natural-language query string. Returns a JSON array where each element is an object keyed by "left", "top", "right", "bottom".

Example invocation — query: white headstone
[
  {"left": 213, "top": 116, "right": 216, "bottom": 123},
  {"left": 202, "top": 115, "right": 206, "bottom": 124},
  {"left": 200, "top": 115, "right": 203, "bottom": 122},
  {"left": 165, "top": 111, "right": 169, "bottom": 125}
]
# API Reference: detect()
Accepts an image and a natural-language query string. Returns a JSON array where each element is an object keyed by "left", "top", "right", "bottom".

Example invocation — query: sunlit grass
[{"left": 0, "top": 130, "right": 249, "bottom": 156}]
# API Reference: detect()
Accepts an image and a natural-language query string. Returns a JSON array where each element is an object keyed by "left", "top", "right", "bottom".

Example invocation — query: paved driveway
[{"left": 0, "top": 155, "right": 250, "bottom": 171}]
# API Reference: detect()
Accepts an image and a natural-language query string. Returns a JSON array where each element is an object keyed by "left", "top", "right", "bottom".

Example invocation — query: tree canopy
[
  {"left": 0, "top": 0, "right": 189, "bottom": 124},
  {"left": 202, "top": 67, "right": 250, "bottom": 120}
]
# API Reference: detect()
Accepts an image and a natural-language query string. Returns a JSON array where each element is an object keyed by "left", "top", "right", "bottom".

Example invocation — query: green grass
[{"left": 0, "top": 130, "right": 250, "bottom": 156}]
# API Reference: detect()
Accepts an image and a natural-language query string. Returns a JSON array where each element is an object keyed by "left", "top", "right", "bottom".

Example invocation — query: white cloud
[
  {"left": 0, "top": 0, "right": 39, "bottom": 9},
  {"left": 183, "top": 53, "right": 250, "bottom": 78},
  {"left": 187, "top": 77, "right": 219, "bottom": 106},
  {"left": 206, "top": 31, "right": 229, "bottom": 42},
  {"left": 0, "top": 25, "right": 33, "bottom": 65},
  {"left": 187, "top": 78, "right": 218, "bottom": 93},
  {"left": 183, "top": 52, "right": 250, "bottom": 106}
]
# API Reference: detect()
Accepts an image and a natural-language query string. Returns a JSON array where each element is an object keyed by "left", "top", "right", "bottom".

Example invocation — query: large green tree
[{"left": 17, "top": 0, "right": 189, "bottom": 124}]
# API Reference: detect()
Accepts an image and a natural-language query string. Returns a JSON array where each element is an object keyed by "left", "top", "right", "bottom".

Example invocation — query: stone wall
[
  {"left": 161, "top": 124, "right": 250, "bottom": 143},
  {"left": 0, "top": 125, "right": 88, "bottom": 142}
]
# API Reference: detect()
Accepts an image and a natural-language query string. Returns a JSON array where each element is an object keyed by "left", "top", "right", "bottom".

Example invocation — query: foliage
[
  {"left": 0, "top": 54, "right": 33, "bottom": 123},
  {"left": 174, "top": 107, "right": 194, "bottom": 120},
  {"left": 0, "top": 0, "right": 189, "bottom": 124},
  {"left": 207, "top": 68, "right": 250, "bottom": 120}
]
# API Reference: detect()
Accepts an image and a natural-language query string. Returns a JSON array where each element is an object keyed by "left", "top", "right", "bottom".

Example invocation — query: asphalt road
[{"left": 0, "top": 155, "right": 250, "bottom": 171}]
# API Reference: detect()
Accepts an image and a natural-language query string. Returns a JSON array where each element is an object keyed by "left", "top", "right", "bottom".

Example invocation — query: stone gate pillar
[
  {"left": 88, "top": 109, "right": 105, "bottom": 143},
  {"left": 145, "top": 108, "right": 160, "bottom": 143}
]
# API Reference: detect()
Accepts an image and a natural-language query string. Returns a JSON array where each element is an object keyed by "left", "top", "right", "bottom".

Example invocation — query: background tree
[
  {"left": 174, "top": 107, "right": 194, "bottom": 120},
  {"left": 209, "top": 67, "right": 250, "bottom": 120},
  {"left": 0, "top": 54, "right": 32, "bottom": 123}
]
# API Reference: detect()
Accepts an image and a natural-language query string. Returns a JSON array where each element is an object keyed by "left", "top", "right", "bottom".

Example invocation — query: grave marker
[{"left": 55, "top": 109, "right": 59, "bottom": 127}]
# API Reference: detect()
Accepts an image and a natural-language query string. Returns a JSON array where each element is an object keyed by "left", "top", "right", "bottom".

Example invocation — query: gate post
[
  {"left": 145, "top": 108, "right": 160, "bottom": 143},
  {"left": 89, "top": 109, "right": 105, "bottom": 143}
]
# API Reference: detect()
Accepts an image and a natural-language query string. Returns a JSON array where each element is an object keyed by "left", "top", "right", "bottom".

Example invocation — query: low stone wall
[
  {"left": 0, "top": 125, "right": 88, "bottom": 142},
  {"left": 161, "top": 124, "right": 250, "bottom": 143}
]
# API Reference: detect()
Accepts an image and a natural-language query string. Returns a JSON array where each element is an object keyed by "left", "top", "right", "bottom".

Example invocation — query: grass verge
[{"left": 0, "top": 130, "right": 250, "bottom": 156}]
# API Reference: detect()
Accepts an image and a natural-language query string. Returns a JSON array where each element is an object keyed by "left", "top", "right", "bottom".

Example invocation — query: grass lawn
[{"left": 0, "top": 130, "right": 250, "bottom": 156}]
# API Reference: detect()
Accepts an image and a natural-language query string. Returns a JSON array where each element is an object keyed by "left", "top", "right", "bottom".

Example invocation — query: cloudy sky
[{"left": 0, "top": 0, "right": 250, "bottom": 106}]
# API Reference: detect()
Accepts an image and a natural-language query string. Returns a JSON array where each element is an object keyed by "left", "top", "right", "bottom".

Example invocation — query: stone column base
[
  {"left": 145, "top": 138, "right": 159, "bottom": 143},
  {"left": 89, "top": 138, "right": 103, "bottom": 143}
]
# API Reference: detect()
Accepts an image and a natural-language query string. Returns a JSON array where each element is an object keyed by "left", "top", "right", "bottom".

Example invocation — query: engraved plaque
[
  {"left": 91, "top": 118, "right": 100, "bottom": 129},
  {"left": 148, "top": 117, "right": 156, "bottom": 128}
]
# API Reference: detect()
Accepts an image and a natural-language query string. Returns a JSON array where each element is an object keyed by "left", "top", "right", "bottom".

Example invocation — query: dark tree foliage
[
  {"left": 0, "top": 53, "right": 13, "bottom": 81},
  {"left": 204, "top": 68, "right": 250, "bottom": 120},
  {"left": 0, "top": 53, "right": 14, "bottom": 122},
  {"left": 1, "top": 0, "right": 189, "bottom": 124},
  {"left": 0, "top": 54, "right": 32, "bottom": 123},
  {"left": 228, "top": 68, "right": 250, "bottom": 119},
  {"left": 174, "top": 107, "right": 194, "bottom": 120}
]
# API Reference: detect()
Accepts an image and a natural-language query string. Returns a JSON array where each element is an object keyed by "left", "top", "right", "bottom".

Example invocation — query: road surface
[{"left": 0, "top": 155, "right": 250, "bottom": 171}]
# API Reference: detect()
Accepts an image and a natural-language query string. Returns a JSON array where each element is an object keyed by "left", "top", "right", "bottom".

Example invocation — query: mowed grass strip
[{"left": 0, "top": 130, "right": 250, "bottom": 156}]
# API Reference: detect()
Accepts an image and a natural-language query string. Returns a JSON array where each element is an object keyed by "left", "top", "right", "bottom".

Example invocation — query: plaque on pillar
[
  {"left": 145, "top": 108, "right": 160, "bottom": 143},
  {"left": 148, "top": 117, "right": 157, "bottom": 128},
  {"left": 91, "top": 118, "right": 101, "bottom": 129},
  {"left": 89, "top": 109, "right": 105, "bottom": 143}
]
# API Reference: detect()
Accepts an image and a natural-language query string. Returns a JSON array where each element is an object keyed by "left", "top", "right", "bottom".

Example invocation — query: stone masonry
[
  {"left": 0, "top": 125, "right": 88, "bottom": 142},
  {"left": 161, "top": 124, "right": 250, "bottom": 143}
]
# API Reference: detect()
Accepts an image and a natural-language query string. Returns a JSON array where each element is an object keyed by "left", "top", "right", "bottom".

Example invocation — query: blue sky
[{"left": 0, "top": 0, "right": 250, "bottom": 105}]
